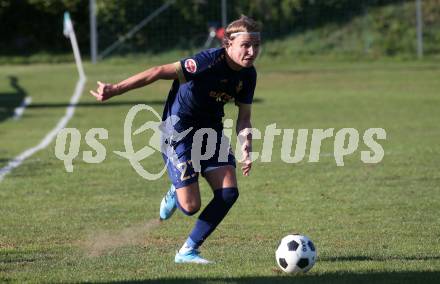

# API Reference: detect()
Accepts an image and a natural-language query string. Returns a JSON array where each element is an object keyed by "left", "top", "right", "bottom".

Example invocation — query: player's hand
[
  {"left": 90, "top": 81, "right": 118, "bottom": 101},
  {"left": 241, "top": 157, "right": 252, "bottom": 176},
  {"left": 240, "top": 146, "right": 252, "bottom": 176}
]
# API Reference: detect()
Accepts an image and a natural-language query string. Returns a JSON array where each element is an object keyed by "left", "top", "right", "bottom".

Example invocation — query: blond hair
[{"left": 223, "top": 15, "right": 261, "bottom": 47}]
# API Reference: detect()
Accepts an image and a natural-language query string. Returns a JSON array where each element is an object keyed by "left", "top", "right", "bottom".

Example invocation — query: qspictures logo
[{"left": 54, "top": 104, "right": 386, "bottom": 180}]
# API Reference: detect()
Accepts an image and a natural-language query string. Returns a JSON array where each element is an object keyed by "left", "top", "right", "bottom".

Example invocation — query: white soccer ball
[{"left": 275, "top": 234, "right": 317, "bottom": 273}]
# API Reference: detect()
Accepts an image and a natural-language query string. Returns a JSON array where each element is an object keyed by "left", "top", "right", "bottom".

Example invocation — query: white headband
[{"left": 230, "top": 32, "right": 260, "bottom": 38}]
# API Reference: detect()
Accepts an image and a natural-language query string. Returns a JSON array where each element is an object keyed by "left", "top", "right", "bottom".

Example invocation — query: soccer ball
[{"left": 275, "top": 234, "right": 317, "bottom": 273}]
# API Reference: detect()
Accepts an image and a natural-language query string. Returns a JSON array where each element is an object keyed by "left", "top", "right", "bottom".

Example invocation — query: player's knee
[
  {"left": 179, "top": 200, "right": 201, "bottom": 216},
  {"left": 220, "top": 187, "right": 239, "bottom": 206},
  {"left": 186, "top": 203, "right": 201, "bottom": 215}
]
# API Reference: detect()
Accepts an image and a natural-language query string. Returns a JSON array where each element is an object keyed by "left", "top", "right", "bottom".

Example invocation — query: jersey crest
[{"left": 184, "top": 59, "right": 197, "bottom": 73}]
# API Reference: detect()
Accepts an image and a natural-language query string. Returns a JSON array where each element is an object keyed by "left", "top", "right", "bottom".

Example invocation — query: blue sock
[
  {"left": 187, "top": 187, "right": 239, "bottom": 249},
  {"left": 180, "top": 237, "right": 197, "bottom": 253}
]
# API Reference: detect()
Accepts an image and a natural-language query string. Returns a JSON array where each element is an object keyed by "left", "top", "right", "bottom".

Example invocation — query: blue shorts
[{"left": 162, "top": 127, "right": 236, "bottom": 189}]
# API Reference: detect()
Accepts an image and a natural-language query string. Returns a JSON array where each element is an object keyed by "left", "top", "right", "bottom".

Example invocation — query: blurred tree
[{"left": 0, "top": 0, "right": 437, "bottom": 57}]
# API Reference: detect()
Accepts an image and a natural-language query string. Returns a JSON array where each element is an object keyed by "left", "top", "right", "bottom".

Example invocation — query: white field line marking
[
  {"left": 13, "top": 96, "right": 32, "bottom": 120},
  {"left": 0, "top": 76, "right": 86, "bottom": 182}
]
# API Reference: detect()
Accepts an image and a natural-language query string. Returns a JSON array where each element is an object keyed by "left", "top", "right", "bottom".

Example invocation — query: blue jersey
[{"left": 162, "top": 48, "right": 257, "bottom": 131}]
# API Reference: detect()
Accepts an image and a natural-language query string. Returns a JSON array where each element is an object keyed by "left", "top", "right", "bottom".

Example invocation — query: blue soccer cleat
[
  {"left": 159, "top": 185, "right": 177, "bottom": 220},
  {"left": 175, "top": 249, "right": 213, "bottom": 264}
]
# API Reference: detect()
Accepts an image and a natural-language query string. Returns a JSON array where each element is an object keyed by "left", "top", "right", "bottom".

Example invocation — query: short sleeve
[
  {"left": 175, "top": 50, "right": 214, "bottom": 84},
  {"left": 236, "top": 68, "right": 257, "bottom": 104}
]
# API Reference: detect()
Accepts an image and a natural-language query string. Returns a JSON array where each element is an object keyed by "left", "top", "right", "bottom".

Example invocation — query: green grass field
[{"left": 1, "top": 58, "right": 439, "bottom": 283}]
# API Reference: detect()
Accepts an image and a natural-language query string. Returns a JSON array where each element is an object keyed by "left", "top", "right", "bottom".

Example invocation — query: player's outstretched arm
[
  {"left": 90, "top": 63, "right": 178, "bottom": 101},
  {"left": 236, "top": 103, "right": 253, "bottom": 176}
]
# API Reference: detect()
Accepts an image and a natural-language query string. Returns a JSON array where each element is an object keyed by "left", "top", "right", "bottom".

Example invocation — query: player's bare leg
[
  {"left": 175, "top": 182, "right": 201, "bottom": 215},
  {"left": 204, "top": 165, "right": 237, "bottom": 189}
]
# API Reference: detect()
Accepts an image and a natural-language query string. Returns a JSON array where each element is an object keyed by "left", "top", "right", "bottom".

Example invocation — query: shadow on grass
[
  {"left": 27, "top": 100, "right": 165, "bottom": 108},
  {"left": 320, "top": 255, "right": 440, "bottom": 261},
  {"left": 26, "top": 97, "right": 264, "bottom": 109},
  {"left": 0, "top": 76, "right": 26, "bottom": 122},
  {"left": 97, "top": 271, "right": 440, "bottom": 284},
  {"left": 277, "top": 64, "right": 440, "bottom": 76}
]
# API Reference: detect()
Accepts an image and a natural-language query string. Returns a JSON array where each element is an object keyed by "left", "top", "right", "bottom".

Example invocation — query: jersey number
[{"left": 176, "top": 160, "right": 197, "bottom": 181}]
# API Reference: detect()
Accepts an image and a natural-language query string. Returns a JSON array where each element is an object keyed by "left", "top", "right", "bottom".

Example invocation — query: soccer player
[{"left": 90, "top": 15, "right": 260, "bottom": 264}]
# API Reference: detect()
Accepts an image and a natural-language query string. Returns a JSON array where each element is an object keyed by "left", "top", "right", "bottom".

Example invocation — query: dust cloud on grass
[{"left": 81, "top": 218, "right": 161, "bottom": 257}]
